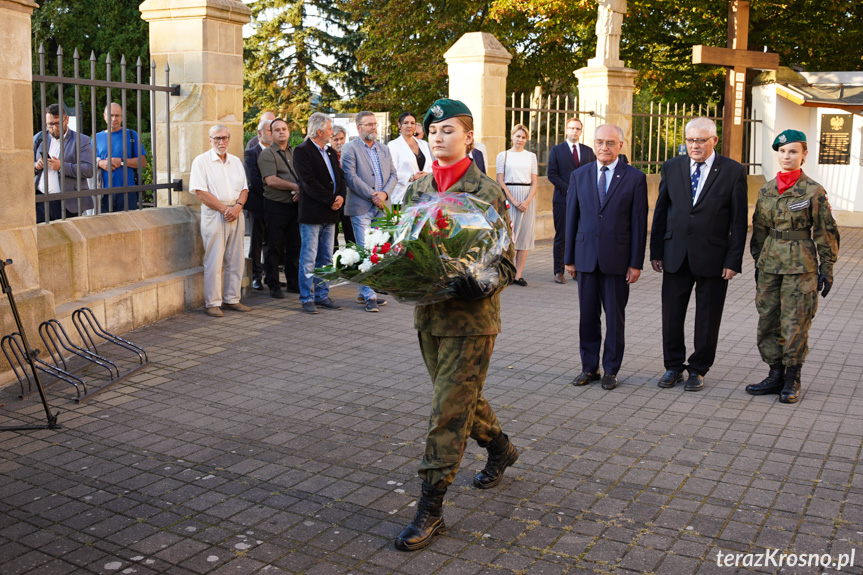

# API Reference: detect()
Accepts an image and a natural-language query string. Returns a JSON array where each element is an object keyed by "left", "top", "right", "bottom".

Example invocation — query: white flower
[
  {"left": 364, "top": 228, "right": 390, "bottom": 249},
  {"left": 358, "top": 258, "right": 373, "bottom": 273},
  {"left": 339, "top": 248, "right": 361, "bottom": 267}
]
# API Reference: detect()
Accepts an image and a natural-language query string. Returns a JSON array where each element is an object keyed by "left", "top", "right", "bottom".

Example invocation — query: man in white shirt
[{"left": 189, "top": 125, "right": 252, "bottom": 317}]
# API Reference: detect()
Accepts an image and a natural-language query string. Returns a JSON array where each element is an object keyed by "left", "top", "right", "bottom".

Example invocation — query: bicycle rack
[{"left": 2, "top": 307, "right": 149, "bottom": 404}]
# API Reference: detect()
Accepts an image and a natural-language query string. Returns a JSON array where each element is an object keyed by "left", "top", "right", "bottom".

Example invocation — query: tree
[
  {"left": 243, "top": 0, "right": 366, "bottom": 133},
  {"left": 30, "top": 0, "right": 150, "bottom": 133}
]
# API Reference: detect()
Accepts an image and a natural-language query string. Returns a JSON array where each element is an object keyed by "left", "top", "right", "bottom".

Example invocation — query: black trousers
[
  {"left": 661, "top": 257, "right": 728, "bottom": 375},
  {"left": 332, "top": 211, "right": 355, "bottom": 251},
  {"left": 264, "top": 199, "right": 300, "bottom": 291},
  {"left": 36, "top": 199, "right": 76, "bottom": 223},
  {"left": 247, "top": 208, "right": 267, "bottom": 282},
  {"left": 552, "top": 201, "right": 566, "bottom": 274},
  {"left": 576, "top": 269, "right": 629, "bottom": 375}
]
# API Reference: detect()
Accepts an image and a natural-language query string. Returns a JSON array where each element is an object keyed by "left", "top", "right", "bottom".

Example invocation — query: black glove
[
  {"left": 450, "top": 274, "right": 491, "bottom": 301},
  {"left": 754, "top": 269, "right": 759, "bottom": 283},
  {"left": 817, "top": 273, "right": 832, "bottom": 298}
]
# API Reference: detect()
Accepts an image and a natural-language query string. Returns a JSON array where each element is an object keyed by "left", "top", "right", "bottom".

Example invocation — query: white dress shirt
[{"left": 690, "top": 151, "right": 716, "bottom": 204}]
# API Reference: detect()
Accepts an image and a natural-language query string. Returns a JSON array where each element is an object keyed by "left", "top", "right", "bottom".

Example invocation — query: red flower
[
  {"left": 372, "top": 245, "right": 378, "bottom": 254},
  {"left": 370, "top": 253, "right": 379, "bottom": 264},
  {"left": 437, "top": 218, "right": 448, "bottom": 230},
  {"left": 380, "top": 242, "right": 391, "bottom": 254},
  {"left": 407, "top": 252, "right": 415, "bottom": 260}
]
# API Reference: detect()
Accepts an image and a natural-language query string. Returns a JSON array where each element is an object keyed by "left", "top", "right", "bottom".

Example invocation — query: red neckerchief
[
  {"left": 432, "top": 157, "right": 472, "bottom": 192},
  {"left": 777, "top": 169, "right": 801, "bottom": 195}
]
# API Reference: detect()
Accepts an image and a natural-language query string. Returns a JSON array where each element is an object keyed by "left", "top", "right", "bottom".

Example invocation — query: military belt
[{"left": 770, "top": 229, "right": 810, "bottom": 240}]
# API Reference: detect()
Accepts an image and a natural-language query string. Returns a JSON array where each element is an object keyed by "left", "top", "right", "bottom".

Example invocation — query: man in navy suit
[
  {"left": 548, "top": 118, "right": 595, "bottom": 284},
  {"left": 564, "top": 124, "right": 648, "bottom": 390},
  {"left": 649, "top": 117, "right": 747, "bottom": 392}
]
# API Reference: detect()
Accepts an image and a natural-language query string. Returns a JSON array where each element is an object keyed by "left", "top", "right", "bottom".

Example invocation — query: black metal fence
[
  {"left": 631, "top": 101, "right": 762, "bottom": 175},
  {"left": 505, "top": 91, "right": 595, "bottom": 176},
  {"left": 32, "top": 45, "right": 182, "bottom": 224}
]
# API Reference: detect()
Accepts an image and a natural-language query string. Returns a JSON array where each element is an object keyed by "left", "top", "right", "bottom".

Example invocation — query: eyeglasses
[
  {"left": 46, "top": 121, "right": 61, "bottom": 127},
  {"left": 594, "top": 140, "right": 620, "bottom": 149},
  {"left": 359, "top": 122, "right": 378, "bottom": 128},
  {"left": 210, "top": 136, "right": 230, "bottom": 143},
  {"left": 685, "top": 137, "right": 713, "bottom": 145}
]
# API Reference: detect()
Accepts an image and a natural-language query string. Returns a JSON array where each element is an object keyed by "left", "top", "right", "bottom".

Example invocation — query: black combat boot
[
  {"left": 394, "top": 481, "right": 446, "bottom": 551},
  {"left": 473, "top": 432, "right": 519, "bottom": 489},
  {"left": 745, "top": 363, "right": 785, "bottom": 395},
  {"left": 779, "top": 365, "right": 801, "bottom": 404}
]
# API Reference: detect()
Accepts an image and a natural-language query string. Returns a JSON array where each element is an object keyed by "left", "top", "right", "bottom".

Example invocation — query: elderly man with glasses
[
  {"left": 649, "top": 117, "right": 748, "bottom": 393},
  {"left": 189, "top": 125, "right": 252, "bottom": 317},
  {"left": 340, "top": 111, "right": 398, "bottom": 312}
]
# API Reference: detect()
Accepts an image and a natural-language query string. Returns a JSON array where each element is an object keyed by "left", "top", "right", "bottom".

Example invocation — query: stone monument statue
[{"left": 590, "top": 0, "right": 626, "bottom": 67}]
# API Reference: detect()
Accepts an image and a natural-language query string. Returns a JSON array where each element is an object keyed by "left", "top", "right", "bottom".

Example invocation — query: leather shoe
[
  {"left": 657, "top": 370, "right": 683, "bottom": 388},
  {"left": 222, "top": 302, "right": 251, "bottom": 312},
  {"left": 513, "top": 278, "right": 527, "bottom": 286},
  {"left": 554, "top": 273, "right": 566, "bottom": 284},
  {"left": 252, "top": 278, "right": 264, "bottom": 291},
  {"left": 572, "top": 371, "right": 600, "bottom": 386},
  {"left": 301, "top": 301, "right": 319, "bottom": 314},
  {"left": 601, "top": 373, "right": 618, "bottom": 390},
  {"left": 205, "top": 306, "right": 223, "bottom": 317},
  {"left": 270, "top": 288, "right": 285, "bottom": 299},
  {"left": 684, "top": 373, "right": 704, "bottom": 391}
]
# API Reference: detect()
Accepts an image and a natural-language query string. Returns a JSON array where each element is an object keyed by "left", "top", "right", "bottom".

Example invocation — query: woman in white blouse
[
  {"left": 387, "top": 112, "right": 433, "bottom": 208},
  {"left": 496, "top": 124, "right": 538, "bottom": 286}
]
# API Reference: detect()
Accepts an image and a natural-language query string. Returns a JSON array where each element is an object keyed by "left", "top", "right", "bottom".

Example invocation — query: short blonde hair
[{"left": 511, "top": 123, "right": 529, "bottom": 139}]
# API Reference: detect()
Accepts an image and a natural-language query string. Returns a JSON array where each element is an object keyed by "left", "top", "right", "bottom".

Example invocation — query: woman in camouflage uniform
[
  {"left": 394, "top": 99, "right": 519, "bottom": 552},
  {"left": 747, "top": 130, "right": 840, "bottom": 404}
]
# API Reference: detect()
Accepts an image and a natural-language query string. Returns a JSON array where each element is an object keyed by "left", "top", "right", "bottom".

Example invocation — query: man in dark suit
[
  {"left": 243, "top": 118, "right": 272, "bottom": 290},
  {"left": 548, "top": 117, "right": 596, "bottom": 284},
  {"left": 649, "top": 117, "right": 748, "bottom": 392},
  {"left": 34, "top": 103, "right": 94, "bottom": 223},
  {"left": 564, "top": 124, "right": 648, "bottom": 391},
  {"left": 292, "top": 113, "right": 346, "bottom": 314}
]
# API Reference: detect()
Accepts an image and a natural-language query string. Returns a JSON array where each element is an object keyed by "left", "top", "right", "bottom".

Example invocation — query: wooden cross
[{"left": 692, "top": 0, "right": 779, "bottom": 162}]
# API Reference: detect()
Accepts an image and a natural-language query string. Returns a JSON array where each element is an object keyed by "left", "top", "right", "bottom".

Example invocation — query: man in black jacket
[
  {"left": 649, "top": 117, "right": 748, "bottom": 392},
  {"left": 547, "top": 117, "right": 595, "bottom": 284},
  {"left": 243, "top": 118, "right": 272, "bottom": 290},
  {"left": 292, "top": 113, "right": 346, "bottom": 314}
]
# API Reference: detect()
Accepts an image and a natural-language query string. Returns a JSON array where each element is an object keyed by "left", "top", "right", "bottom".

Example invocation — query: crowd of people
[{"left": 34, "top": 103, "right": 147, "bottom": 223}]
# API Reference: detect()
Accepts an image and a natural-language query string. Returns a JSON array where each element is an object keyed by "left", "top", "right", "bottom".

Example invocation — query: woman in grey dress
[{"left": 496, "top": 123, "right": 538, "bottom": 285}]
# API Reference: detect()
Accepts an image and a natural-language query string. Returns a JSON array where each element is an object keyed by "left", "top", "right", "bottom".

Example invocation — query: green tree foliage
[
  {"left": 243, "top": 0, "right": 366, "bottom": 133},
  {"left": 31, "top": 0, "right": 150, "bottom": 134}
]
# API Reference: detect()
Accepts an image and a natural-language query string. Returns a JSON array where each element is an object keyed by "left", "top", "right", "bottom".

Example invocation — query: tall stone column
[
  {"left": 140, "top": 0, "right": 251, "bottom": 206},
  {"left": 574, "top": 66, "right": 637, "bottom": 155},
  {"left": 444, "top": 32, "right": 512, "bottom": 174},
  {"left": 0, "top": 0, "right": 55, "bottom": 342}
]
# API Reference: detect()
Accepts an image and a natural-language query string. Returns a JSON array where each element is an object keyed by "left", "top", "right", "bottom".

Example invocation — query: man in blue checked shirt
[{"left": 340, "top": 111, "right": 398, "bottom": 312}]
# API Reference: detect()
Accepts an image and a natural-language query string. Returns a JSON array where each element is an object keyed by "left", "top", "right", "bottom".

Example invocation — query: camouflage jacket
[
  {"left": 404, "top": 161, "right": 516, "bottom": 336},
  {"left": 750, "top": 172, "right": 840, "bottom": 277}
]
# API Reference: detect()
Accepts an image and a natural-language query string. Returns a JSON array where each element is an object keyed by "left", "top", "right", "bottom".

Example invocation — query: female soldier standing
[
  {"left": 747, "top": 130, "right": 840, "bottom": 403},
  {"left": 394, "top": 99, "right": 519, "bottom": 551}
]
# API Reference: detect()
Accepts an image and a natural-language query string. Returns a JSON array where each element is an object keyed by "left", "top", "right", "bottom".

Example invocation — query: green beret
[
  {"left": 423, "top": 99, "right": 472, "bottom": 136},
  {"left": 772, "top": 129, "right": 807, "bottom": 151}
]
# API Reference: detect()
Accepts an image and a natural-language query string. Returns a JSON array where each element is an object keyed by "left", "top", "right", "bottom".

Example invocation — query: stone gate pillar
[
  {"left": 574, "top": 66, "right": 637, "bottom": 155},
  {"left": 0, "top": 0, "right": 55, "bottom": 340},
  {"left": 444, "top": 32, "right": 512, "bottom": 174},
  {"left": 140, "top": 0, "right": 251, "bottom": 206}
]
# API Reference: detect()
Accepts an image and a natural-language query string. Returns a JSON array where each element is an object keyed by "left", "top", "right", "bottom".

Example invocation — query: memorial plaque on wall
[{"left": 818, "top": 114, "right": 852, "bottom": 165}]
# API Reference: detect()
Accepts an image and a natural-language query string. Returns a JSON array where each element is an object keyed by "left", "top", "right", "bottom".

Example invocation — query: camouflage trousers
[
  {"left": 755, "top": 271, "right": 818, "bottom": 366},
  {"left": 417, "top": 332, "right": 502, "bottom": 489}
]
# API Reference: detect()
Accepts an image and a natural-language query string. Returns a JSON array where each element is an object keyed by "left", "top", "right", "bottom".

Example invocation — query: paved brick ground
[{"left": 2, "top": 230, "right": 862, "bottom": 575}]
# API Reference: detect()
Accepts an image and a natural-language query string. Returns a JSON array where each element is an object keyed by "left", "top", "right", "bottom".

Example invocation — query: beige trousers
[{"left": 201, "top": 206, "right": 245, "bottom": 308}]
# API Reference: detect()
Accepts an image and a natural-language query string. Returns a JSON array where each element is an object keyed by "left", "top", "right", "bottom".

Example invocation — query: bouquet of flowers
[{"left": 315, "top": 192, "right": 511, "bottom": 305}]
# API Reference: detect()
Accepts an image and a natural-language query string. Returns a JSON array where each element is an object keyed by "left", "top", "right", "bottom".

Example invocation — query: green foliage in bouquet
[{"left": 315, "top": 193, "right": 511, "bottom": 305}]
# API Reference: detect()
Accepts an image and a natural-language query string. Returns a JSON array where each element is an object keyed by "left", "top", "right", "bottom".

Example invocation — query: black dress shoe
[
  {"left": 601, "top": 373, "right": 618, "bottom": 390},
  {"left": 572, "top": 371, "right": 601, "bottom": 386},
  {"left": 269, "top": 288, "right": 285, "bottom": 299},
  {"left": 657, "top": 370, "right": 684, "bottom": 388},
  {"left": 252, "top": 278, "right": 264, "bottom": 291},
  {"left": 684, "top": 373, "right": 704, "bottom": 391}
]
